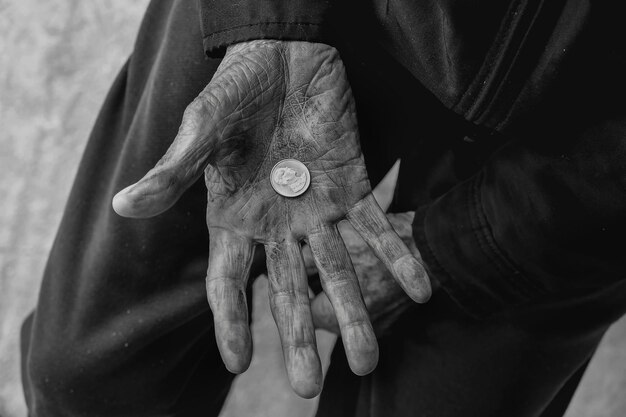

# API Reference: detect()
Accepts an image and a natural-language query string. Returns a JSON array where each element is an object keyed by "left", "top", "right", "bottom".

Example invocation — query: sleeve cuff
[
  {"left": 202, "top": 22, "right": 335, "bottom": 58},
  {"left": 198, "top": 0, "right": 337, "bottom": 58},
  {"left": 413, "top": 172, "right": 550, "bottom": 318}
]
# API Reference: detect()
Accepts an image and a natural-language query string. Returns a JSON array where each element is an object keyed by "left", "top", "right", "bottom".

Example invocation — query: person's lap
[{"left": 20, "top": 1, "right": 626, "bottom": 416}]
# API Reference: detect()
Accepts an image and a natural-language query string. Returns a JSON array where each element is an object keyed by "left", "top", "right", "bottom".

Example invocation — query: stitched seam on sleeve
[
  {"left": 469, "top": 173, "right": 529, "bottom": 298},
  {"left": 418, "top": 213, "right": 487, "bottom": 314},
  {"left": 469, "top": 172, "right": 543, "bottom": 297},
  {"left": 204, "top": 21, "right": 325, "bottom": 38}
]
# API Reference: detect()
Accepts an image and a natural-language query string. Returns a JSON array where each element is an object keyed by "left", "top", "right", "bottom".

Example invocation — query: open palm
[{"left": 113, "top": 40, "right": 431, "bottom": 398}]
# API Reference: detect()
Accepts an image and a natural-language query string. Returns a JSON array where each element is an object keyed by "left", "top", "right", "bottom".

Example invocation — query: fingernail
[
  {"left": 286, "top": 346, "right": 323, "bottom": 398},
  {"left": 393, "top": 255, "right": 432, "bottom": 303},
  {"left": 343, "top": 324, "right": 378, "bottom": 376},
  {"left": 216, "top": 325, "right": 252, "bottom": 374},
  {"left": 112, "top": 184, "right": 136, "bottom": 217}
]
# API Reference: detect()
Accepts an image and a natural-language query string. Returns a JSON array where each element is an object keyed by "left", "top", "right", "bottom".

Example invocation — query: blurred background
[{"left": 1, "top": 1, "right": 625, "bottom": 416}]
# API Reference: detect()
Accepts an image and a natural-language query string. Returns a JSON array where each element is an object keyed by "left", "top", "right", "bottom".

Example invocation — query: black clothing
[
  {"left": 198, "top": 0, "right": 626, "bottom": 317},
  {"left": 21, "top": 0, "right": 626, "bottom": 416}
]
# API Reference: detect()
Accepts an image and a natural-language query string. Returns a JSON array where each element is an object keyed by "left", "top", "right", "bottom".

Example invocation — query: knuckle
[
  {"left": 340, "top": 318, "right": 370, "bottom": 331},
  {"left": 323, "top": 272, "right": 356, "bottom": 289},
  {"left": 282, "top": 340, "right": 316, "bottom": 350},
  {"left": 270, "top": 288, "right": 309, "bottom": 305}
]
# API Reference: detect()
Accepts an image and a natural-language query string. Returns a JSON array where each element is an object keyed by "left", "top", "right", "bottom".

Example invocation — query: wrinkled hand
[
  {"left": 306, "top": 212, "right": 434, "bottom": 337},
  {"left": 112, "top": 40, "right": 431, "bottom": 397}
]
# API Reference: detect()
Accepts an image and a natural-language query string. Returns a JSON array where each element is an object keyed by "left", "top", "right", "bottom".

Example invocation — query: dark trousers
[{"left": 20, "top": 1, "right": 626, "bottom": 416}]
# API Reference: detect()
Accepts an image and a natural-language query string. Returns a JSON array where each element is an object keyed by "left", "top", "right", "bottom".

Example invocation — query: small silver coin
[{"left": 270, "top": 159, "right": 311, "bottom": 198}]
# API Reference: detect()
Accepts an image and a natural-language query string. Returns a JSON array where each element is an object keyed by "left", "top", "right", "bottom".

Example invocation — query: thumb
[
  {"left": 311, "top": 292, "right": 340, "bottom": 335},
  {"left": 113, "top": 96, "right": 221, "bottom": 218}
]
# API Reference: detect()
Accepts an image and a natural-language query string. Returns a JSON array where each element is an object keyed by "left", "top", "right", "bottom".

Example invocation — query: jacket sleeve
[
  {"left": 393, "top": 0, "right": 626, "bottom": 319},
  {"left": 413, "top": 113, "right": 626, "bottom": 318},
  {"left": 197, "top": 0, "right": 337, "bottom": 57}
]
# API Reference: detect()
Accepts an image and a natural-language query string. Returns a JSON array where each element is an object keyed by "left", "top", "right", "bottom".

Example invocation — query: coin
[{"left": 270, "top": 159, "right": 311, "bottom": 198}]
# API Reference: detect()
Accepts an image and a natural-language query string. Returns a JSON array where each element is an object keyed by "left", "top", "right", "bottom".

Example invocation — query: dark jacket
[
  {"left": 197, "top": 0, "right": 626, "bottom": 317},
  {"left": 20, "top": 2, "right": 626, "bottom": 415}
]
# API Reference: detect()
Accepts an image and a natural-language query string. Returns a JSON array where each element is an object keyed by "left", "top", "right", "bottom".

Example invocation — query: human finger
[
  {"left": 112, "top": 94, "right": 224, "bottom": 218},
  {"left": 301, "top": 243, "right": 317, "bottom": 276},
  {"left": 307, "top": 225, "right": 378, "bottom": 376},
  {"left": 346, "top": 194, "right": 431, "bottom": 303},
  {"left": 311, "top": 292, "right": 340, "bottom": 334},
  {"left": 206, "top": 228, "right": 254, "bottom": 374},
  {"left": 265, "top": 240, "right": 323, "bottom": 398}
]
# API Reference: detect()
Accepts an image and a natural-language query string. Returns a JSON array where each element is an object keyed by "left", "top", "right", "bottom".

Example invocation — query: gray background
[{"left": 1, "top": 1, "right": 625, "bottom": 416}]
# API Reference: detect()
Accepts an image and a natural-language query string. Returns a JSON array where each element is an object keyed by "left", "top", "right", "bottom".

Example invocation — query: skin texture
[
  {"left": 306, "top": 212, "right": 439, "bottom": 337},
  {"left": 112, "top": 40, "right": 431, "bottom": 398}
]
